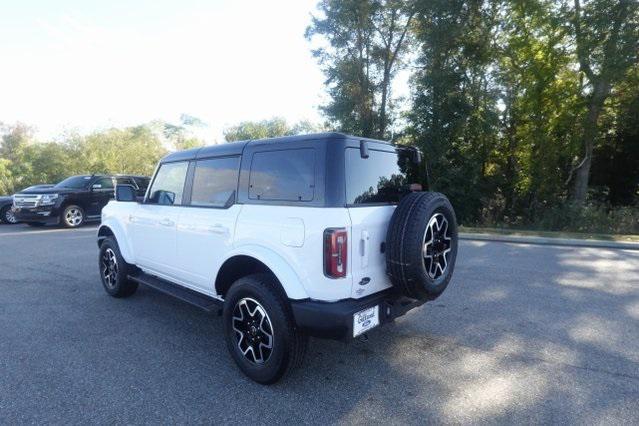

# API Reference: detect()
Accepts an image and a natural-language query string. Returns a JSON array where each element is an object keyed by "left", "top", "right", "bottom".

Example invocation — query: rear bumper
[
  {"left": 13, "top": 206, "right": 61, "bottom": 224},
  {"left": 290, "top": 290, "right": 426, "bottom": 340}
]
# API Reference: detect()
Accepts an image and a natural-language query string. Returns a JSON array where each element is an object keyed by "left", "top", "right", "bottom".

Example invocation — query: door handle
[
  {"left": 129, "top": 215, "right": 138, "bottom": 223},
  {"left": 159, "top": 218, "right": 175, "bottom": 227},
  {"left": 361, "top": 230, "right": 370, "bottom": 268},
  {"left": 208, "top": 224, "right": 228, "bottom": 235}
]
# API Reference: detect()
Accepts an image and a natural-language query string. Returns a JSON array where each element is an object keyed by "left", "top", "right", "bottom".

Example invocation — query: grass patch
[{"left": 459, "top": 226, "right": 639, "bottom": 243}]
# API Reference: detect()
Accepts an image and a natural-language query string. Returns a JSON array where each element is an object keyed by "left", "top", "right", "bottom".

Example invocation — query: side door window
[
  {"left": 190, "top": 157, "right": 240, "bottom": 208},
  {"left": 115, "top": 177, "right": 134, "bottom": 187},
  {"left": 90, "top": 177, "right": 115, "bottom": 215},
  {"left": 93, "top": 177, "right": 115, "bottom": 192},
  {"left": 133, "top": 177, "right": 151, "bottom": 196},
  {"left": 147, "top": 162, "right": 189, "bottom": 206}
]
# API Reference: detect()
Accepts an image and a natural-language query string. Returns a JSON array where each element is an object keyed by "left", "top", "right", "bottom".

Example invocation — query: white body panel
[
  {"left": 175, "top": 204, "right": 242, "bottom": 292},
  {"left": 128, "top": 204, "right": 181, "bottom": 280},
  {"left": 100, "top": 199, "right": 394, "bottom": 303},
  {"left": 347, "top": 206, "right": 395, "bottom": 298},
  {"left": 233, "top": 205, "right": 353, "bottom": 301}
]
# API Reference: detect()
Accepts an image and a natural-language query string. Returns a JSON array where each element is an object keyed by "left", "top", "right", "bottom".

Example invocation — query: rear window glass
[
  {"left": 249, "top": 149, "right": 315, "bottom": 201},
  {"left": 345, "top": 148, "right": 409, "bottom": 205}
]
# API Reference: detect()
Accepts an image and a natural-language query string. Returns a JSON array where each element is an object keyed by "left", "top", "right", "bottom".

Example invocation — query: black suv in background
[
  {"left": 1, "top": 185, "right": 55, "bottom": 224},
  {"left": 13, "top": 175, "right": 149, "bottom": 228}
]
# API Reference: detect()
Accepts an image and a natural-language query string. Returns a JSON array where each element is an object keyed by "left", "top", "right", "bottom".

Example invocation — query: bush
[{"left": 476, "top": 201, "right": 639, "bottom": 235}]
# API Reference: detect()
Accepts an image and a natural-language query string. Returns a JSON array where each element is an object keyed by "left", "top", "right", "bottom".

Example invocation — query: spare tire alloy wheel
[
  {"left": 232, "top": 298, "right": 274, "bottom": 364},
  {"left": 423, "top": 213, "right": 452, "bottom": 279},
  {"left": 385, "top": 192, "right": 458, "bottom": 301}
]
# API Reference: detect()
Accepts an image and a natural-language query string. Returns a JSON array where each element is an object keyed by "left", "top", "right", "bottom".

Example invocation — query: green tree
[
  {"left": 223, "top": 117, "right": 321, "bottom": 142},
  {"left": 495, "top": 0, "right": 583, "bottom": 220},
  {"left": 407, "top": 0, "right": 500, "bottom": 223},
  {"left": 0, "top": 158, "right": 13, "bottom": 194},
  {"left": 162, "top": 114, "right": 207, "bottom": 150},
  {"left": 70, "top": 125, "right": 166, "bottom": 176},
  {"left": 591, "top": 66, "right": 639, "bottom": 205},
  {"left": 306, "top": 0, "right": 415, "bottom": 139},
  {"left": 568, "top": 0, "right": 639, "bottom": 204},
  {"left": 0, "top": 123, "right": 36, "bottom": 192}
]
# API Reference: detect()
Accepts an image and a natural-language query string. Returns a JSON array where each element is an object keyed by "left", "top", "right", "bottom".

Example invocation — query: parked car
[
  {"left": 13, "top": 175, "right": 149, "bottom": 228},
  {"left": 0, "top": 196, "right": 17, "bottom": 224},
  {"left": 97, "top": 133, "right": 458, "bottom": 384},
  {"left": 0, "top": 185, "right": 55, "bottom": 224}
]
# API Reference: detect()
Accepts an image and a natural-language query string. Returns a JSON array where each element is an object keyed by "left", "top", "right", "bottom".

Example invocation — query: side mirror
[
  {"left": 92, "top": 184, "right": 103, "bottom": 190},
  {"left": 116, "top": 185, "right": 137, "bottom": 202}
]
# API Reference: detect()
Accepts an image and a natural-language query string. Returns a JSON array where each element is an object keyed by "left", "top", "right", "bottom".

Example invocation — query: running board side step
[{"left": 128, "top": 272, "right": 223, "bottom": 313}]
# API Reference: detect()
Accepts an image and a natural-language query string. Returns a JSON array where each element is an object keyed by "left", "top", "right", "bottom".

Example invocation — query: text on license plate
[{"left": 353, "top": 305, "right": 379, "bottom": 337}]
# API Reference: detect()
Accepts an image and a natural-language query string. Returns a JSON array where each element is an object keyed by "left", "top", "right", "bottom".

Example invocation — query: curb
[{"left": 459, "top": 232, "right": 639, "bottom": 251}]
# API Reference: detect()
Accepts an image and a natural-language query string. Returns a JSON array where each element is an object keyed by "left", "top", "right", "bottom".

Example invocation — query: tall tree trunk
[{"left": 571, "top": 80, "right": 610, "bottom": 204}]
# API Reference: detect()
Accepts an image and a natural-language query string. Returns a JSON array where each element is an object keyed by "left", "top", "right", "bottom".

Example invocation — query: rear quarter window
[{"left": 249, "top": 149, "right": 315, "bottom": 202}]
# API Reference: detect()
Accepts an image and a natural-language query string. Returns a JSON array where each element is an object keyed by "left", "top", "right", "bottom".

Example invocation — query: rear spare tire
[{"left": 386, "top": 192, "right": 458, "bottom": 301}]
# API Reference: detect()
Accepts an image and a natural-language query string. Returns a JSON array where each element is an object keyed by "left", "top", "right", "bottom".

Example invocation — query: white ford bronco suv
[{"left": 97, "top": 133, "right": 458, "bottom": 384}]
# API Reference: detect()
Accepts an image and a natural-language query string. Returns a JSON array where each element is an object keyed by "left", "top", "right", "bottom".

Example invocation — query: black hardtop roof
[{"left": 160, "top": 132, "right": 392, "bottom": 163}]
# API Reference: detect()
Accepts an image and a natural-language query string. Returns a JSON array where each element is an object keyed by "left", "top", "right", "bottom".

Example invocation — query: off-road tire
[
  {"left": 386, "top": 192, "right": 458, "bottom": 300},
  {"left": 99, "top": 237, "right": 138, "bottom": 298},
  {"left": 223, "top": 273, "right": 307, "bottom": 384}
]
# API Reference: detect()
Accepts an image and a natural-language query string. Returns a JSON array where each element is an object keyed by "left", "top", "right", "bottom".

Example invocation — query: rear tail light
[{"left": 324, "top": 228, "right": 348, "bottom": 278}]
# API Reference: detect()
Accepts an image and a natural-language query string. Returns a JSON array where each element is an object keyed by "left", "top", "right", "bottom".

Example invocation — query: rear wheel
[
  {"left": 223, "top": 274, "right": 307, "bottom": 384},
  {"left": 0, "top": 206, "right": 18, "bottom": 224},
  {"left": 99, "top": 237, "right": 138, "bottom": 298},
  {"left": 61, "top": 205, "right": 84, "bottom": 228}
]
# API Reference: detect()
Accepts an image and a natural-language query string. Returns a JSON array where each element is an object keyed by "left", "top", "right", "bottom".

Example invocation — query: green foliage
[
  {"left": 306, "top": 0, "right": 415, "bottom": 138},
  {"left": 0, "top": 123, "right": 167, "bottom": 194},
  {"left": 310, "top": 0, "right": 638, "bottom": 233},
  {"left": 223, "top": 117, "right": 322, "bottom": 142},
  {"left": 161, "top": 114, "right": 207, "bottom": 151}
]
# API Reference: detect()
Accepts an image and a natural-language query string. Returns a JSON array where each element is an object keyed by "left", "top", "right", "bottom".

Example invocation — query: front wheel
[
  {"left": 0, "top": 206, "right": 18, "bottom": 224},
  {"left": 223, "top": 274, "right": 307, "bottom": 384},
  {"left": 61, "top": 205, "right": 85, "bottom": 228},
  {"left": 99, "top": 237, "right": 138, "bottom": 298}
]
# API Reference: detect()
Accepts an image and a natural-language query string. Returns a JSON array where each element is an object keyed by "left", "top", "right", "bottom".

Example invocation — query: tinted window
[
  {"left": 133, "top": 177, "right": 150, "bottom": 190},
  {"left": 346, "top": 148, "right": 409, "bottom": 205},
  {"left": 147, "top": 162, "right": 189, "bottom": 205},
  {"left": 94, "top": 177, "right": 114, "bottom": 190},
  {"left": 190, "top": 157, "right": 240, "bottom": 207},
  {"left": 54, "top": 175, "right": 92, "bottom": 189},
  {"left": 115, "top": 177, "right": 134, "bottom": 186},
  {"left": 249, "top": 149, "right": 315, "bottom": 202}
]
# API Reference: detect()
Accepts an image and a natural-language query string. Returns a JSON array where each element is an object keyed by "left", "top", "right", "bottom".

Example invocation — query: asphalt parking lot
[{"left": 1, "top": 224, "right": 638, "bottom": 424}]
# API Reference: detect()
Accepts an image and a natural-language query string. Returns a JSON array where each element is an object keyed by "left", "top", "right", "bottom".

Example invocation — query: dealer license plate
[{"left": 353, "top": 305, "right": 379, "bottom": 337}]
